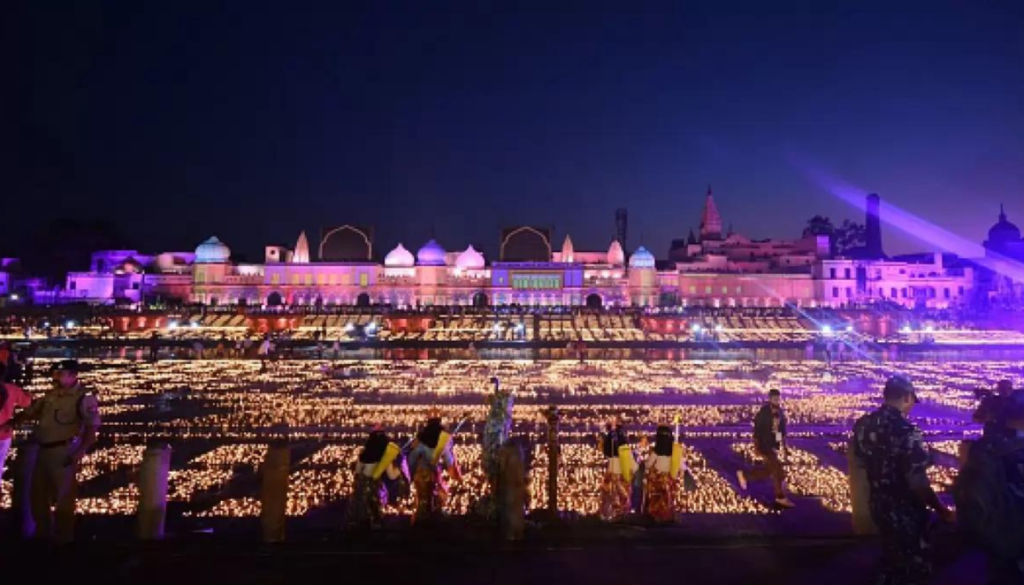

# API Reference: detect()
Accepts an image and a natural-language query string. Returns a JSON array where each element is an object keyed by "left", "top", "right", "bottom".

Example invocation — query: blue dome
[
  {"left": 194, "top": 236, "right": 231, "bottom": 264},
  {"left": 629, "top": 245, "right": 656, "bottom": 269},
  {"left": 416, "top": 239, "right": 447, "bottom": 266}
]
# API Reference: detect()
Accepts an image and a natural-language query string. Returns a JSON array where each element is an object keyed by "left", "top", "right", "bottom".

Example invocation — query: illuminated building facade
[{"left": 43, "top": 191, "right": 987, "bottom": 310}]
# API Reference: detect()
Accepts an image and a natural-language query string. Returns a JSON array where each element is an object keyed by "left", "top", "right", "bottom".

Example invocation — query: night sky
[{"left": 10, "top": 1, "right": 1024, "bottom": 265}]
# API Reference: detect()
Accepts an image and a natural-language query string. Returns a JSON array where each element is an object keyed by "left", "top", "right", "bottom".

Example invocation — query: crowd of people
[{"left": 338, "top": 373, "right": 1024, "bottom": 583}]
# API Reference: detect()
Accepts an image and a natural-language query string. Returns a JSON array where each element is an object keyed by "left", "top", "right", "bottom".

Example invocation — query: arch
[
  {"left": 267, "top": 292, "right": 283, "bottom": 307},
  {"left": 356, "top": 292, "right": 371, "bottom": 307},
  {"left": 585, "top": 293, "right": 603, "bottom": 309},
  {"left": 473, "top": 292, "right": 489, "bottom": 307},
  {"left": 500, "top": 226, "right": 552, "bottom": 261},
  {"left": 318, "top": 225, "right": 373, "bottom": 261}
]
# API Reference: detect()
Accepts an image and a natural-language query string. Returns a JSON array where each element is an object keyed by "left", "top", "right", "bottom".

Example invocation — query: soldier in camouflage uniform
[{"left": 853, "top": 376, "right": 955, "bottom": 585}]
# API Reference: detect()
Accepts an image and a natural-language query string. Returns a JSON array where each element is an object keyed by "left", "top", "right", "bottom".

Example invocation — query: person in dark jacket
[
  {"left": 737, "top": 389, "right": 795, "bottom": 508},
  {"left": 854, "top": 376, "right": 954, "bottom": 584}
]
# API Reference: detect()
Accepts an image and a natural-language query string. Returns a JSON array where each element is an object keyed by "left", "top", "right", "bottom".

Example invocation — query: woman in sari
[
  {"left": 643, "top": 422, "right": 683, "bottom": 523},
  {"left": 598, "top": 418, "right": 635, "bottom": 521},
  {"left": 408, "top": 412, "right": 461, "bottom": 525}
]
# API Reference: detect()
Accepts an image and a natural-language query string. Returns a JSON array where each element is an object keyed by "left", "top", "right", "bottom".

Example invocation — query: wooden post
[
  {"left": 137, "top": 444, "right": 172, "bottom": 540},
  {"left": 260, "top": 443, "right": 290, "bottom": 543},
  {"left": 544, "top": 407, "right": 560, "bottom": 516},
  {"left": 11, "top": 442, "right": 37, "bottom": 539}
]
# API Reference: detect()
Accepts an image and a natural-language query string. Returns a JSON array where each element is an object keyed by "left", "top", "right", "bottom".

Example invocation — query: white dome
[
  {"left": 384, "top": 243, "right": 415, "bottom": 267},
  {"left": 629, "top": 246, "right": 656, "bottom": 269},
  {"left": 416, "top": 239, "right": 447, "bottom": 266},
  {"left": 455, "top": 245, "right": 485, "bottom": 269},
  {"left": 195, "top": 236, "right": 231, "bottom": 264},
  {"left": 607, "top": 240, "right": 625, "bottom": 266}
]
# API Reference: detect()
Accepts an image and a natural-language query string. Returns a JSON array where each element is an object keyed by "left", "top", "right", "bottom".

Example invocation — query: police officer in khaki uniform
[{"left": 6, "top": 359, "right": 100, "bottom": 543}]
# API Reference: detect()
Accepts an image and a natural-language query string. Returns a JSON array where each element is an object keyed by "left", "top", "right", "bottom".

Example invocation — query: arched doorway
[
  {"left": 267, "top": 292, "right": 283, "bottom": 307},
  {"left": 585, "top": 293, "right": 603, "bottom": 309},
  {"left": 356, "top": 292, "right": 371, "bottom": 307},
  {"left": 473, "top": 292, "right": 488, "bottom": 307}
]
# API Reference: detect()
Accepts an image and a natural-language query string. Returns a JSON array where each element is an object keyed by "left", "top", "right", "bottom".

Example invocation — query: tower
[
  {"left": 615, "top": 208, "right": 628, "bottom": 251},
  {"left": 864, "top": 193, "right": 885, "bottom": 258},
  {"left": 293, "top": 231, "right": 310, "bottom": 264},
  {"left": 560, "top": 235, "right": 575, "bottom": 263},
  {"left": 699, "top": 185, "right": 723, "bottom": 241}
]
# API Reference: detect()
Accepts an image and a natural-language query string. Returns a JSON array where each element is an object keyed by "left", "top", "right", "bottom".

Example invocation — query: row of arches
[{"left": 264, "top": 291, "right": 494, "bottom": 308}]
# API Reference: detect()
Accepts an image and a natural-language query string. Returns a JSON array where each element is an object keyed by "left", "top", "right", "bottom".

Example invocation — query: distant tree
[
  {"left": 803, "top": 215, "right": 835, "bottom": 238},
  {"left": 803, "top": 216, "right": 837, "bottom": 254},
  {"left": 803, "top": 216, "right": 867, "bottom": 256},
  {"left": 834, "top": 220, "right": 866, "bottom": 255}
]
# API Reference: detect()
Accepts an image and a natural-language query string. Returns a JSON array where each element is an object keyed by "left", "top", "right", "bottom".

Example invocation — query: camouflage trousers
[{"left": 871, "top": 503, "right": 931, "bottom": 585}]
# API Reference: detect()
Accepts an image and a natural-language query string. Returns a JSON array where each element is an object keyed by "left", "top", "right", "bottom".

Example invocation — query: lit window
[
  {"left": 688, "top": 286, "right": 696, "bottom": 294},
  {"left": 291, "top": 274, "right": 300, "bottom": 285},
  {"left": 721, "top": 286, "right": 728, "bottom": 295},
  {"left": 271, "top": 274, "right": 280, "bottom": 285},
  {"left": 305, "top": 274, "right": 313, "bottom": 286},
  {"left": 359, "top": 273, "right": 369, "bottom": 287},
  {"left": 736, "top": 286, "right": 742, "bottom": 294},
  {"left": 704, "top": 286, "right": 712, "bottom": 294}
]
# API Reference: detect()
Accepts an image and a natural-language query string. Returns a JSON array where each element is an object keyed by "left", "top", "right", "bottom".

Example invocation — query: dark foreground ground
[{"left": 0, "top": 524, "right": 991, "bottom": 585}]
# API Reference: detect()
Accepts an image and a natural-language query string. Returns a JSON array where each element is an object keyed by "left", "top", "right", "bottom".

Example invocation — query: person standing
[
  {"left": 597, "top": 418, "right": 635, "bottom": 521},
  {"left": 644, "top": 422, "right": 683, "bottom": 523},
  {"left": 737, "top": 389, "right": 795, "bottom": 508},
  {"left": 407, "top": 413, "right": 461, "bottom": 525},
  {"left": 148, "top": 331, "right": 161, "bottom": 362},
  {"left": 854, "top": 376, "right": 955, "bottom": 585},
  {"left": 956, "top": 385, "right": 1024, "bottom": 584},
  {"left": 348, "top": 423, "right": 400, "bottom": 529},
  {"left": 482, "top": 378, "right": 514, "bottom": 486},
  {"left": 0, "top": 362, "right": 33, "bottom": 482},
  {"left": 5, "top": 359, "right": 101, "bottom": 543}
]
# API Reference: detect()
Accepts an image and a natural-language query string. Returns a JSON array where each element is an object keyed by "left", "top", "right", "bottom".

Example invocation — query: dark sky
[{"left": 9, "top": 0, "right": 1024, "bottom": 264}]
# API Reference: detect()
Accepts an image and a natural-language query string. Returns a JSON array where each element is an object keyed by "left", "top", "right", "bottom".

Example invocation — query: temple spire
[
  {"left": 1000, "top": 203, "right": 1007, "bottom": 221},
  {"left": 293, "top": 231, "right": 310, "bottom": 264},
  {"left": 561, "top": 234, "right": 575, "bottom": 263},
  {"left": 699, "top": 184, "right": 723, "bottom": 241}
]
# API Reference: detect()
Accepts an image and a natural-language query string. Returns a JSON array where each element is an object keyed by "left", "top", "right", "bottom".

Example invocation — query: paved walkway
[{"left": 0, "top": 531, "right": 988, "bottom": 585}]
